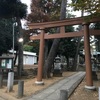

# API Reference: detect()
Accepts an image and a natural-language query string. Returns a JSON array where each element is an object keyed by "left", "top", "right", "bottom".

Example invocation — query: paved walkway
[
  {"left": 25, "top": 72, "right": 85, "bottom": 100},
  {"left": 0, "top": 97, "right": 5, "bottom": 100}
]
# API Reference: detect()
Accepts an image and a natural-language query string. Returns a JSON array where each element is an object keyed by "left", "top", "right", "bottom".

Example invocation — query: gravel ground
[
  {"left": 0, "top": 71, "right": 100, "bottom": 100},
  {"left": 0, "top": 72, "right": 76, "bottom": 100},
  {"left": 69, "top": 78, "right": 99, "bottom": 100}
]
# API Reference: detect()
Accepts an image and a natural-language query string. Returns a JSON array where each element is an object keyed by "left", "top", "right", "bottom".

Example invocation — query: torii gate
[{"left": 28, "top": 17, "right": 100, "bottom": 89}]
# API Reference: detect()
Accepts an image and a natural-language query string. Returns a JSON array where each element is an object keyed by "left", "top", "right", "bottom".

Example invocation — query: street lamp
[
  {"left": 18, "top": 38, "right": 23, "bottom": 43},
  {"left": 12, "top": 23, "right": 17, "bottom": 57},
  {"left": 12, "top": 23, "right": 17, "bottom": 68}
]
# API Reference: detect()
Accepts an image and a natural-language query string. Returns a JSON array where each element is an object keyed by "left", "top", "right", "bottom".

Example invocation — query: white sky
[
  {"left": 20, "top": 0, "right": 31, "bottom": 28},
  {"left": 21, "top": 0, "right": 31, "bottom": 14}
]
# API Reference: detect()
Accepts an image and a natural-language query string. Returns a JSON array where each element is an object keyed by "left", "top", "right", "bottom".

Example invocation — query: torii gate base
[
  {"left": 85, "top": 85, "right": 96, "bottom": 90},
  {"left": 35, "top": 81, "right": 44, "bottom": 85},
  {"left": 83, "top": 23, "right": 96, "bottom": 90},
  {"left": 35, "top": 29, "right": 44, "bottom": 85},
  {"left": 28, "top": 17, "right": 100, "bottom": 89}
]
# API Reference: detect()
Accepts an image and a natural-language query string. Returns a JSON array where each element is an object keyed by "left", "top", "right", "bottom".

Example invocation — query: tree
[
  {"left": 70, "top": 1, "right": 85, "bottom": 71},
  {"left": 27, "top": 0, "right": 64, "bottom": 78},
  {"left": 71, "top": 0, "right": 100, "bottom": 16},
  {"left": 28, "top": 0, "right": 62, "bottom": 22},
  {"left": 28, "top": 0, "right": 49, "bottom": 22},
  {"left": 71, "top": 0, "right": 100, "bottom": 70},
  {"left": 57, "top": 24, "right": 76, "bottom": 70},
  {"left": 93, "top": 22, "right": 100, "bottom": 51},
  {"left": 59, "top": 38, "right": 76, "bottom": 68},
  {"left": 23, "top": 40, "right": 39, "bottom": 55},
  {"left": 0, "top": 0, "right": 27, "bottom": 77},
  {"left": 43, "top": 0, "right": 67, "bottom": 78},
  {"left": 0, "top": 18, "right": 18, "bottom": 55},
  {"left": 23, "top": 45, "right": 33, "bottom": 52}
]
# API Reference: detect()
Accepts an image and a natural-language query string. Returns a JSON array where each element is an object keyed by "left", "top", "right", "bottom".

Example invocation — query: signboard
[
  {"left": 0, "top": 56, "right": 13, "bottom": 69},
  {"left": 1, "top": 59, "right": 6, "bottom": 68}
]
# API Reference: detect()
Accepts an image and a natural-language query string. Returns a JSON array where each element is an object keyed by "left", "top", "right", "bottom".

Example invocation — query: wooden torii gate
[{"left": 28, "top": 17, "right": 100, "bottom": 89}]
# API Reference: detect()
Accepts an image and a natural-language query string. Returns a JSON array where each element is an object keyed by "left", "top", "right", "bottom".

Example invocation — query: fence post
[
  {"left": 0, "top": 73, "right": 3, "bottom": 88},
  {"left": 60, "top": 90, "right": 68, "bottom": 100},
  {"left": 99, "top": 87, "right": 100, "bottom": 100},
  {"left": 7, "top": 72, "right": 14, "bottom": 92},
  {"left": 18, "top": 80, "right": 24, "bottom": 98}
]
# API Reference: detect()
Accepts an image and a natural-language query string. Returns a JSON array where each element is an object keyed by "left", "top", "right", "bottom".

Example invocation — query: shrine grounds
[{"left": 0, "top": 70, "right": 100, "bottom": 100}]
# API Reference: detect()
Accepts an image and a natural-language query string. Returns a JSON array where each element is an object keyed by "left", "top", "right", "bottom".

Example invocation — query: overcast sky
[
  {"left": 21, "top": 0, "right": 31, "bottom": 14},
  {"left": 20, "top": 0, "right": 31, "bottom": 28}
]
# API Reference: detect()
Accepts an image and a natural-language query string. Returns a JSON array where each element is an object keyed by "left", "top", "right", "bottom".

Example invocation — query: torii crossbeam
[{"left": 28, "top": 17, "right": 100, "bottom": 89}]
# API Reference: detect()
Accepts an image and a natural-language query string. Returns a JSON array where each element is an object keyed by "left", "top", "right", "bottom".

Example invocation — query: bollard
[
  {"left": 60, "top": 90, "right": 68, "bottom": 100},
  {"left": 18, "top": 80, "right": 24, "bottom": 98},
  {"left": 7, "top": 72, "right": 14, "bottom": 92},
  {"left": 99, "top": 87, "right": 100, "bottom": 100},
  {"left": 0, "top": 73, "right": 3, "bottom": 88}
]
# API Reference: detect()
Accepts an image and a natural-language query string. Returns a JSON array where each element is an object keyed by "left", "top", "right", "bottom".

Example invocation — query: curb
[
  {"left": 67, "top": 72, "right": 85, "bottom": 97},
  {"left": 26, "top": 72, "right": 86, "bottom": 100}
]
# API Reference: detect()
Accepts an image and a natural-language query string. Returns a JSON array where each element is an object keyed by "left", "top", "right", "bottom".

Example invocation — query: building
[{"left": 8, "top": 50, "right": 37, "bottom": 65}]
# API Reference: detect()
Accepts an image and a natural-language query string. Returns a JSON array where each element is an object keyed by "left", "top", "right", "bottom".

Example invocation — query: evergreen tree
[
  {"left": 0, "top": 0, "right": 27, "bottom": 77},
  {"left": 71, "top": 0, "right": 100, "bottom": 16},
  {"left": 0, "top": 18, "right": 18, "bottom": 55}
]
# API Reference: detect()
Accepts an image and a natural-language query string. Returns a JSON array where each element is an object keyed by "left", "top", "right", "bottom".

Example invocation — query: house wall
[
  {"left": 15, "top": 55, "right": 37, "bottom": 65},
  {"left": 23, "top": 55, "right": 37, "bottom": 65},
  {"left": 6, "top": 50, "right": 38, "bottom": 65}
]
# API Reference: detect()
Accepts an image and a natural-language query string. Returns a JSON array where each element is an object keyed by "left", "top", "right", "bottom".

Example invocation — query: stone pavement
[
  {"left": 0, "top": 97, "right": 5, "bottom": 100},
  {"left": 25, "top": 72, "right": 85, "bottom": 100}
]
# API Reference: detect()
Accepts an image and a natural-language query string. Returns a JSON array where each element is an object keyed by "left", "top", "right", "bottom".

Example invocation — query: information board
[{"left": 0, "top": 56, "right": 13, "bottom": 69}]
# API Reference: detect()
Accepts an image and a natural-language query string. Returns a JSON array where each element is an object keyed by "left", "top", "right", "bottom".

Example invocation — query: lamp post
[
  {"left": 12, "top": 23, "right": 17, "bottom": 67},
  {"left": 12, "top": 23, "right": 15, "bottom": 57},
  {"left": 7, "top": 23, "right": 17, "bottom": 92}
]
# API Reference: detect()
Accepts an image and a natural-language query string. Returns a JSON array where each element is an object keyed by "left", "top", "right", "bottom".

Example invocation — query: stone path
[
  {"left": 25, "top": 72, "right": 85, "bottom": 100},
  {"left": 0, "top": 97, "right": 5, "bottom": 100}
]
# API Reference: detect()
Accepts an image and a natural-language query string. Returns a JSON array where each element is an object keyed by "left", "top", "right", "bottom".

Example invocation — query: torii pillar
[
  {"left": 83, "top": 23, "right": 95, "bottom": 89},
  {"left": 35, "top": 28, "right": 45, "bottom": 85}
]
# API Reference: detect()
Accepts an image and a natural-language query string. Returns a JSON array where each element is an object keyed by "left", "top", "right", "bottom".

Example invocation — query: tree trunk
[
  {"left": 72, "top": 10, "right": 84, "bottom": 71},
  {"left": 43, "top": 40, "right": 49, "bottom": 78},
  {"left": 43, "top": 0, "right": 67, "bottom": 78},
  {"left": 17, "top": 18, "right": 23, "bottom": 78},
  {"left": 44, "top": 40, "right": 49, "bottom": 60},
  {"left": 72, "top": 37, "right": 81, "bottom": 71},
  {"left": 14, "top": 50, "right": 18, "bottom": 65},
  {"left": 97, "top": 40, "right": 100, "bottom": 51},
  {"left": 66, "top": 57, "right": 70, "bottom": 70}
]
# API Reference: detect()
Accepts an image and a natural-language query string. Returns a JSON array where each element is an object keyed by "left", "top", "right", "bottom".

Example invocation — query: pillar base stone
[
  {"left": 85, "top": 85, "right": 96, "bottom": 90},
  {"left": 35, "top": 81, "right": 44, "bottom": 85}
]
